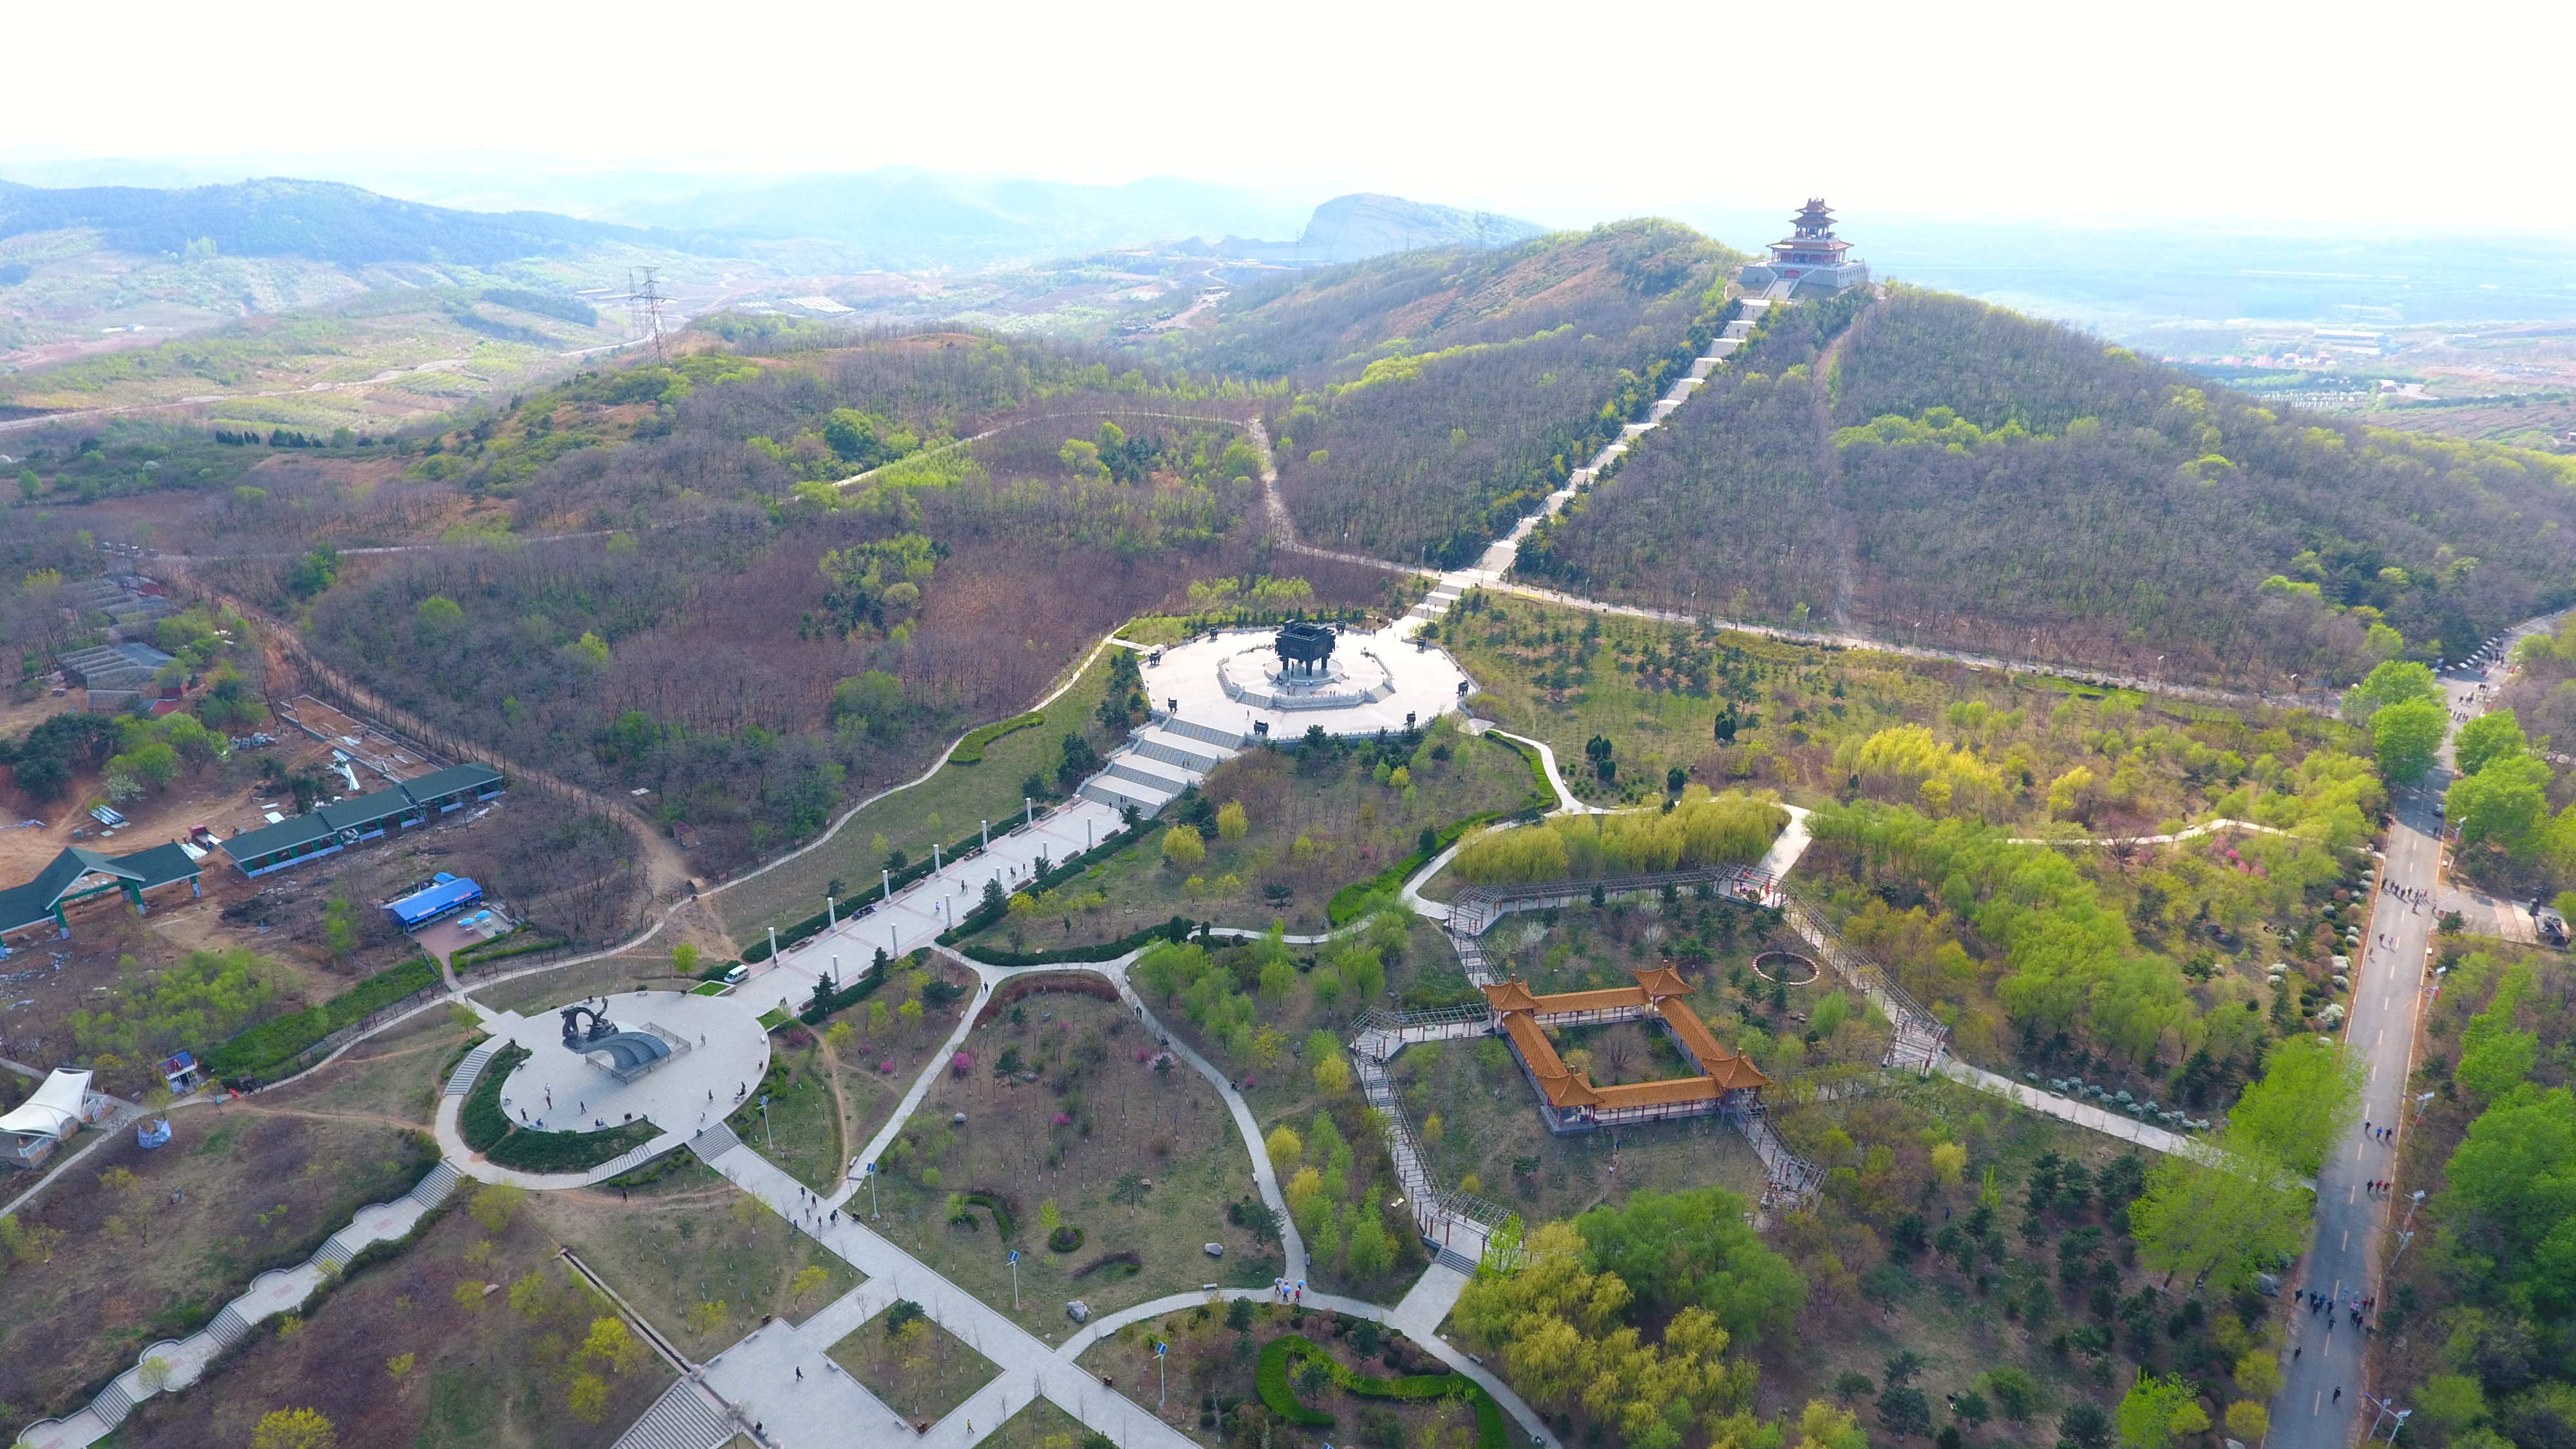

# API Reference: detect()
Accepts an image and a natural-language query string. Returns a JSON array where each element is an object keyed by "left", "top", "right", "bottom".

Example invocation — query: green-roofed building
[
  {"left": 218, "top": 763, "right": 504, "bottom": 879},
  {"left": 0, "top": 842, "right": 202, "bottom": 942},
  {"left": 399, "top": 763, "right": 504, "bottom": 816}
]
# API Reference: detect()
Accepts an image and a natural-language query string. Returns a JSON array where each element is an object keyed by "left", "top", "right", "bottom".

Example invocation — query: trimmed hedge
[
  {"left": 963, "top": 1190, "right": 1016, "bottom": 1238},
  {"left": 942, "top": 820, "right": 1155, "bottom": 945},
  {"left": 459, "top": 1041, "right": 663, "bottom": 1173},
  {"left": 951, "top": 711, "right": 1043, "bottom": 764},
  {"left": 749, "top": 817, "right": 1038, "bottom": 961},
  {"left": 958, "top": 913, "right": 1197, "bottom": 967},
  {"left": 459, "top": 1044, "right": 529, "bottom": 1152},
  {"left": 1256, "top": 1336, "right": 1336, "bottom": 1426},
  {"left": 451, "top": 929, "right": 565, "bottom": 969},
  {"left": 1263, "top": 1334, "right": 1507, "bottom": 1448},
  {"left": 207, "top": 956, "right": 440, "bottom": 1079}
]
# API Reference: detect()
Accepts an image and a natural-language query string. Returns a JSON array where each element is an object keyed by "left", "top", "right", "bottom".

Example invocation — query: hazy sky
[{"left": 10, "top": 0, "right": 2571, "bottom": 236}]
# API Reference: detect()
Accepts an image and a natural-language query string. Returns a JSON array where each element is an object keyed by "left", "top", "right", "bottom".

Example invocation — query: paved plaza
[
  {"left": 486, "top": 990, "right": 771, "bottom": 1138},
  {"left": 1140, "top": 623, "right": 1470, "bottom": 741}
]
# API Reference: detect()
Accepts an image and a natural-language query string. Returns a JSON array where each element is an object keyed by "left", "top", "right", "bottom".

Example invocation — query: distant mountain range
[
  {"left": 0, "top": 176, "right": 715, "bottom": 267},
  {"left": 0, "top": 169, "right": 1540, "bottom": 276},
  {"left": 1185, "top": 193, "right": 1546, "bottom": 265}
]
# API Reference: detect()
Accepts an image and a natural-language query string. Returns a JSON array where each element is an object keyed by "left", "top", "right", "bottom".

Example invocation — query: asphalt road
[{"left": 2273, "top": 662, "right": 2499, "bottom": 1448}]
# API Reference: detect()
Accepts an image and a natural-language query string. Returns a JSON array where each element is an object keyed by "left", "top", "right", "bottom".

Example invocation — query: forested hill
[
  {"left": 1171, "top": 219, "right": 1747, "bottom": 567},
  {"left": 1519, "top": 284, "right": 2576, "bottom": 687},
  {"left": 157, "top": 331, "right": 1388, "bottom": 874}
]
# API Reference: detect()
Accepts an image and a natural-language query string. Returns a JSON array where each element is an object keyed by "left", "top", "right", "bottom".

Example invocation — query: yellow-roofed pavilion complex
[{"left": 1482, "top": 966, "right": 1769, "bottom": 1133}]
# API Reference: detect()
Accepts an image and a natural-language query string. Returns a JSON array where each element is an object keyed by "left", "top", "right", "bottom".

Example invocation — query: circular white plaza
[
  {"left": 488, "top": 989, "right": 771, "bottom": 1138},
  {"left": 1144, "top": 622, "right": 1470, "bottom": 740}
]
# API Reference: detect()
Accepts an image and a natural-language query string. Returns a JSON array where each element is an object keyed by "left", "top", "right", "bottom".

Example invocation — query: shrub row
[
  {"left": 957, "top": 913, "right": 1198, "bottom": 968},
  {"left": 940, "top": 819, "right": 1155, "bottom": 945},
  {"left": 974, "top": 971, "right": 1121, "bottom": 1025},
  {"left": 1262, "top": 1334, "right": 1506, "bottom": 1448},
  {"left": 951, "top": 711, "right": 1043, "bottom": 764},
  {"left": 207, "top": 956, "right": 440, "bottom": 1080},
  {"left": 450, "top": 929, "right": 565, "bottom": 969},
  {"left": 962, "top": 1189, "right": 1015, "bottom": 1238},
  {"left": 1256, "top": 1336, "right": 1336, "bottom": 1426},
  {"left": 751, "top": 815, "right": 1073, "bottom": 961},
  {"left": 458, "top": 1041, "right": 664, "bottom": 1173}
]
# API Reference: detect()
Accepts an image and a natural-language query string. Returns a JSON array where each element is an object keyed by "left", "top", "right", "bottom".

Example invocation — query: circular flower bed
[
  {"left": 1049, "top": 1225, "right": 1084, "bottom": 1253},
  {"left": 1750, "top": 950, "right": 1821, "bottom": 985}
]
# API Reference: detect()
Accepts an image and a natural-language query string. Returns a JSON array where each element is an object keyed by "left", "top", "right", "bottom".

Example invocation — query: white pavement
[
  {"left": 1141, "top": 625, "right": 1472, "bottom": 743},
  {"left": 484, "top": 990, "right": 772, "bottom": 1141}
]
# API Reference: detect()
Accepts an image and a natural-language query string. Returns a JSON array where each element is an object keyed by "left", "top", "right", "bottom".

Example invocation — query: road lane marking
[{"left": 2342, "top": 1229, "right": 2349, "bottom": 1249}]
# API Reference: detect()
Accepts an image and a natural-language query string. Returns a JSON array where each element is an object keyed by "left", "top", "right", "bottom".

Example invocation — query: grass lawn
[
  {"left": 108, "top": 1179, "right": 672, "bottom": 1449},
  {"left": 1081, "top": 1301, "right": 1483, "bottom": 1448},
  {"left": 791, "top": 954, "right": 983, "bottom": 1181},
  {"left": 972, "top": 1393, "right": 1100, "bottom": 1448},
  {"left": 0, "top": 1108, "right": 437, "bottom": 1422},
  {"left": 863, "top": 990, "right": 1278, "bottom": 1338},
  {"left": 1132, "top": 916, "right": 1464, "bottom": 1303},
  {"left": 726, "top": 1037, "right": 845, "bottom": 1193},
  {"left": 528, "top": 1176, "right": 862, "bottom": 1358},
  {"left": 261, "top": 998, "right": 483, "bottom": 1130},
  {"left": 968, "top": 715, "right": 1542, "bottom": 951},
  {"left": 469, "top": 956, "right": 703, "bottom": 1018},
  {"left": 716, "top": 649, "right": 1119, "bottom": 942},
  {"left": 829, "top": 1310, "right": 1002, "bottom": 1428}
]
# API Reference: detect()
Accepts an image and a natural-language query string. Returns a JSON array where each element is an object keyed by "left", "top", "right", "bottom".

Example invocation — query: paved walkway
[
  {"left": 14, "top": 1161, "right": 463, "bottom": 1449},
  {"left": 2271, "top": 661, "right": 2493, "bottom": 1449},
  {"left": 1936, "top": 1059, "right": 2197, "bottom": 1157}
]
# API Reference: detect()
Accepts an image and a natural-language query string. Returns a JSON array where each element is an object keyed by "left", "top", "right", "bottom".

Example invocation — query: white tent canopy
[{"left": 0, "top": 1068, "right": 93, "bottom": 1141}]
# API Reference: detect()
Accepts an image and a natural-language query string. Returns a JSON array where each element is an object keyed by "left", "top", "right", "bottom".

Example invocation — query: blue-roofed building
[{"left": 387, "top": 874, "right": 483, "bottom": 930}]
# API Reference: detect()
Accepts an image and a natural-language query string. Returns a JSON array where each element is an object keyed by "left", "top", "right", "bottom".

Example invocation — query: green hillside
[
  {"left": 1175, "top": 220, "right": 1745, "bottom": 567},
  {"left": 1520, "top": 285, "right": 2576, "bottom": 685}
]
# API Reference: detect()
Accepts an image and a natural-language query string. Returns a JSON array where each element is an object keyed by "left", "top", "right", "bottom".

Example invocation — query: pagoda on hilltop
[{"left": 1734, "top": 198, "right": 1870, "bottom": 300}]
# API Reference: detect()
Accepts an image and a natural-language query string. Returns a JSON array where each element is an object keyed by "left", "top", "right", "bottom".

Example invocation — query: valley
[{"left": 0, "top": 177, "right": 2569, "bottom": 1449}]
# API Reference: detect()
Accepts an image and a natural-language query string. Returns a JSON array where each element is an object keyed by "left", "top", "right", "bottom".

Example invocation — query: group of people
[{"left": 1273, "top": 1276, "right": 1305, "bottom": 1304}]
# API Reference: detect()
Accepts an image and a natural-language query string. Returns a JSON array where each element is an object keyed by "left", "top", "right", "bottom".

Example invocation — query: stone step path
[
  {"left": 13, "top": 1157, "right": 466, "bottom": 1448},
  {"left": 444, "top": 1040, "right": 500, "bottom": 1097},
  {"left": 611, "top": 1379, "right": 737, "bottom": 1449}
]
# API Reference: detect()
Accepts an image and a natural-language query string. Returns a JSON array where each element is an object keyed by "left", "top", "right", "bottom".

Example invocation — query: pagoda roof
[
  {"left": 1502, "top": 1012, "right": 1570, "bottom": 1076},
  {"left": 1526, "top": 985, "right": 1651, "bottom": 1017},
  {"left": 1630, "top": 965, "right": 1694, "bottom": 999},
  {"left": 1481, "top": 980, "right": 1546, "bottom": 1014},
  {"left": 1652, "top": 996, "right": 1771, "bottom": 1090},
  {"left": 1593, "top": 1075, "right": 1724, "bottom": 1110}
]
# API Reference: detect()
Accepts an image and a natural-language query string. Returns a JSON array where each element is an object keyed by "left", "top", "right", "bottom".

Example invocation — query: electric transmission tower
[{"left": 625, "top": 266, "right": 670, "bottom": 363}]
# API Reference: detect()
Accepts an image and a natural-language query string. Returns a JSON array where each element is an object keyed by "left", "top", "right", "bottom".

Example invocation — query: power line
[{"left": 625, "top": 267, "right": 670, "bottom": 364}]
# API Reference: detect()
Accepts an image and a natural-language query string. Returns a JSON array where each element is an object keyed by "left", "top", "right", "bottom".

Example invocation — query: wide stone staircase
[
  {"left": 1078, "top": 714, "right": 1246, "bottom": 817},
  {"left": 612, "top": 1381, "right": 735, "bottom": 1449}
]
